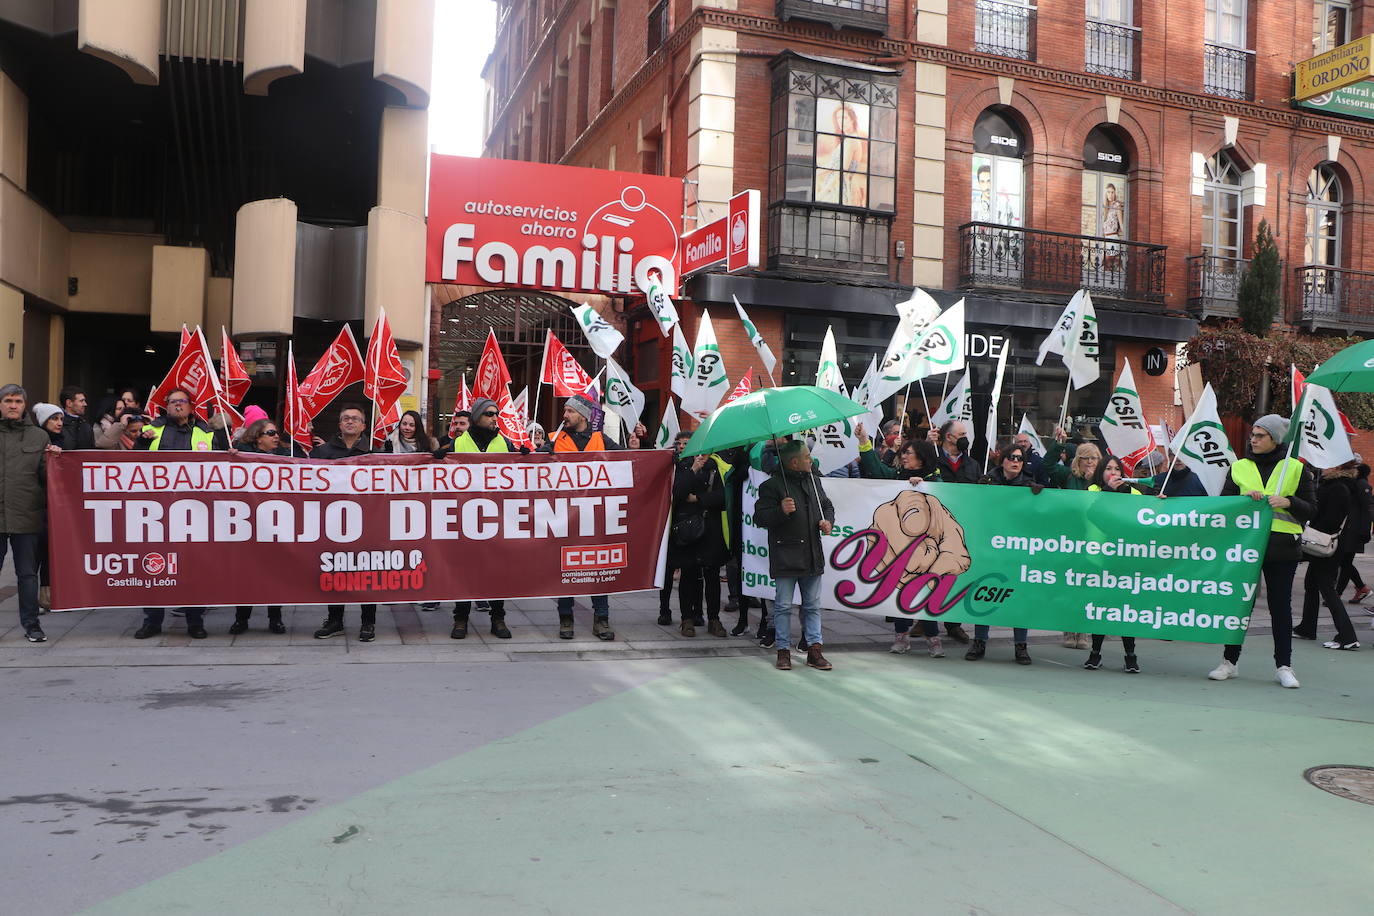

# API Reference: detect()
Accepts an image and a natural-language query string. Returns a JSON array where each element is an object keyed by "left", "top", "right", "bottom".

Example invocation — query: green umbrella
[
  {"left": 680, "top": 385, "right": 867, "bottom": 457},
  {"left": 1304, "top": 340, "right": 1374, "bottom": 391}
]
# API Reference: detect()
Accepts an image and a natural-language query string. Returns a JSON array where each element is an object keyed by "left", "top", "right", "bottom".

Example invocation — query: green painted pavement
[{"left": 87, "top": 640, "right": 1374, "bottom": 916}]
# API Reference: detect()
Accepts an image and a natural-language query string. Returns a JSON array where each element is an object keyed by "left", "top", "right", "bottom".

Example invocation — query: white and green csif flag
[
  {"left": 930, "top": 369, "right": 973, "bottom": 429},
  {"left": 1169, "top": 383, "right": 1236, "bottom": 496},
  {"left": 654, "top": 398, "right": 681, "bottom": 449},
  {"left": 808, "top": 326, "right": 858, "bottom": 473},
  {"left": 983, "top": 341, "right": 1009, "bottom": 463},
  {"left": 869, "top": 289, "right": 944, "bottom": 404},
  {"left": 1099, "top": 361, "right": 1157, "bottom": 474},
  {"left": 1037, "top": 289, "right": 1100, "bottom": 390},
  {"left": 670, "top": 323, "right": 693, "bottom": 400},
  {"left": 1289, "top": 381, "right": 1355, "bottom": 469},
  {"left": 646, "top": 280, "right": 680, "bottom": 337},
  {"left": 570, "top": 303, "right": 624, "bottom": 359},
  {"left": 733, "top": 296, "right": 776, "bottom": 378},
  {"left": 906, "top": 297, "right": 967, "bottom": 384},
  {"left": 851, "top": 354, "right": 885, "bottom": 438},
  {"left": 603, "top": 356, "right": 646, "bottom": 429},
  {"left": 1018, "top": 413, "right": 1046, "bottom": 454},
  {"left": 681, "top": 310, "right": 729, "bottom": 420}
]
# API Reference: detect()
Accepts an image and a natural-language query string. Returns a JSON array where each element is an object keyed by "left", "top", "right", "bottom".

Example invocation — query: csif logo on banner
[
  {"left": 1182, "top": 424, "right": 1232, "bottom": 467},
  {"left": 1108, "top": 393, "right": 1146, "bottom": 429}
]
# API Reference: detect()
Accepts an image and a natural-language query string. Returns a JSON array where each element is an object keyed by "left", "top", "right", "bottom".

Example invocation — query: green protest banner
[{"left": 743, "top": 475, "right": 1271, "bottom": 644}]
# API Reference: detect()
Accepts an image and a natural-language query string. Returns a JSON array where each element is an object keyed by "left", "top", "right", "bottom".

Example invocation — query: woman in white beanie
[{"left": 1209, "top": 414, "right": 1316, "bottom": 688}]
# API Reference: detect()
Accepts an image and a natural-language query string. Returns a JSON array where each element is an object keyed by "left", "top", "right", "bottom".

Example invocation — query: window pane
[
  {"left": 870, "top": 177, "right": 894, "bottom": 212},
  {"left": 870, "top": 141, "right": 895, "bottom": 177},
  {"left": 787, "top": 94, "right": 815, "bottom": 131},
  {"left": 870, "top": 106, "right": 897, "bottom": 141},
  {"left": 787, "top": 129, "right": 813, "bottom": 165},
  {"left": 816, "top": 132, "right": 843, "bottom": 170},
  {"left": 842, "top": 138, "right": 869, "bottom": 173},
  {"left": 1081, "top": 173, "right": 1099, "bottom": 236},
  {"left": 815, "top": 168, "right": 841, "bottom": 203},
  {"left": 1220, "top": 220, "right": 1237, "bottom": 251},
  {"left": 842, "top": 173, "right": 868, "bottom": 208},
  {"left": 786, "top": 164, "right": 812, "bottom": 200},
  {"left": 1221, "top": 192, "right": 1238, "bottom": 221}
]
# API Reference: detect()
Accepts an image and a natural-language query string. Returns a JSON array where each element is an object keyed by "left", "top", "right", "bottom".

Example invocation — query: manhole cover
[{"left": 1304, "top": 766, "right": 1374, "bottom": 805}]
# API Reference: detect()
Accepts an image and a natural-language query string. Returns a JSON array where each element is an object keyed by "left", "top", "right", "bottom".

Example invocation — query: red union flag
[
  {"left": 298, "top": 325, "right": 365, "bottom": 419},
  {"left": 426, "top": 154, "right": 684, "bottom": 295},
  {"left": 364, "top": 309, "right": 407, "bottom": 413},
  {"left": 541, "top": 330, "right": 594, "bottom": 397},
  {"left": 473, "top": 330, "right": 512, "bottom": 402},
  {"left": 150, "top": 327, "right": 220, "bottom": 416},
  {"left": 285, "top": 341, "right": 312, "bottom": 453},
  {"left": 447, "top": 373, "right": 472, "bottom": 437},
  {"left": 220, "top": 327, "right": 251, "bottom": 406},
  {"left": 371, "top": 399, "right": 401, "bottom": 448},
  {"left": 724, "top": 368, "right": 753, "bottom": 405}
]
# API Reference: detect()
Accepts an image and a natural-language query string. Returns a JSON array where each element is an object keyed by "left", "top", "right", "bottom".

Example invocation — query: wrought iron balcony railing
[
  {"left": 975, "top": 0, "right": 1036, "bottom": 61},
  {"left": 1294, "top": 265, "right": 1374, "bottom": 333},
  {"left": 1187, "top": 254, "right": 1251, "bottom": 318},
  {"left": 768, "top": 203, "right": 892, "bottom": 278},
  {"left": 1203, "top": 43, "right": 1254, "bottom": 100},
  {"left": 776, "top": 0, "right": 888, "bottom": 34},
  {"left": 1085, "top": 20, "right": 1140, "bottom": 80},
  {"left": 958, "top": 223, "right": 1166, "bottom": 304}
]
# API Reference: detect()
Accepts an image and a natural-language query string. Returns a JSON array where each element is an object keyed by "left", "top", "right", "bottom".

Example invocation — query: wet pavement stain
[
  {"left": 137, "top": 683, "right": 273, "bottom": 710},
  {"left": 0, "top": 791, "right": 319, "bottom": 842}
]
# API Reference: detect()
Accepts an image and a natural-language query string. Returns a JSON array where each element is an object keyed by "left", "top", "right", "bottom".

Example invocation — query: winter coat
[
  {"left": 134, "top": 417, "right": 228, "bottom": 451},
  {"left": 238, "top": 442, "right": 291, "bottom": 456},
  {"left": 60, "top": 412, "right": 95, "bottom": 450},
  {"left": 856, "top": 445, "right": 944, "bottom": 482},
  {"left": 933, "top": 447, "right": 981, "bottom": 484},
  {"left": 1309, "top": 475, "right": 1365, "bottom": 555},
  {"left": 984, "top": 466, "right": 1035, "bottom": 487},
  {"left": 667, "top": 457, "right": 729, "bottom": 569},
  {"left": 0, "top": 416, "right": 48, "bottom": 533},
  {"left": 312, "top": 437, "right": 371, "bottom": 460},
  {"left": 754, "top": 467, "right": 836, "bottom": 579},
  {"left": 1220, "top": 448, "right": 1316, "bottom": 564},
  {"left": 1140, "top": 465, "right": 1208, "bottom": 498},
  {"left": 1352, "top": 473, "right": 1374, "bottom": 550}
]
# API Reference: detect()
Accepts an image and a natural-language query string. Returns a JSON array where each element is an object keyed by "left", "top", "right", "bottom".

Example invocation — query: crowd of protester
[{"left": 2, "top": 380, "right": 1371, "bottom": 691}]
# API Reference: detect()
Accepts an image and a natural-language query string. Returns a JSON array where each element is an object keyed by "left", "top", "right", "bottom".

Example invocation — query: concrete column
[
  {"left": 150, "top": 246, "right": 209, "bottom": 334},
  {"left": 912, "top": 62, "right": 947, "bottom": 288},
  {"left": 233, "top": 199, "right": 298, "bottom": 337},
  {"left": 364, "top": 206, "right": 425, "bottom": 347},
  {"left": 375, "top": 0, "right": 434, "bottom": 108},
  {"left": 206, "top": 277, "right": 233, "bottom": 347},
  {"left": 78, "top": 0, "right": 160, "bottom": 85},
  {"left": 243, "top": 0, "right": 307, "bottom": 96},
  {"left": 377, "top": 107, "right": 429, "bottom": 216},
  {"left": 0, "top": 72, "right": 28, "bottom": 190},
  {"left": 47, "top": 314, "right": 64, "bottom": 402},
  {"left": 685, "top": 28, "right": 736, "bottom": 228},
  {"left": 0, "top": 282, "right": 20, "bottom": 384},
  {"left": 915, "top": 0, "right": 948, "bottom": 44}
]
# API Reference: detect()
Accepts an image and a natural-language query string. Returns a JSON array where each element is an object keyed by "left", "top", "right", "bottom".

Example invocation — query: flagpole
[
  {"left": 1156, "top": 415, "right": 1178, "bottom": 494},
  {"left": 1274, "top": 389, "right": 1306, "bottom": 494}
]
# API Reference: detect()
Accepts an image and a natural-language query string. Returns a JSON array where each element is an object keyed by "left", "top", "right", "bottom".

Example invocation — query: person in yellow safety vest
[
  {"left": 133, "top": 386, "right": 228, "bottom": 641},
  {"left": 444, "top": 396, "right": 522, "bottom": 640},
  {"left": 1209, "top": 413, "right": 1316, "bottom": 689},
  {"left": 540, "top": 393, "right": 622, "bottom": 641},
  {"left": 1085, "top": 455, "right": 1146, "bottom": 673}
]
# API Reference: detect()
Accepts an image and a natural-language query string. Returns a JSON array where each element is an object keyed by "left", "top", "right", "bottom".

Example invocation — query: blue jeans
[
  {"left": 558, "top": 596, "right": 608, "bottom": 618},
  {"left": 974, "top": 624, "right": 1028, "bottom": 643},
  {"left": 773, "top": 576, "right": 823, "bottom": 648},
  {"left": 0, "top": 533, "right": 40, "bottom": 631}
]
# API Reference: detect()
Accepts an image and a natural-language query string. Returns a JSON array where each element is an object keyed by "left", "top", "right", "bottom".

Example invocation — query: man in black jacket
[
  {"left": 311, "top": 404, "right": 379, "bottom": 641},
  {"left": 754, "top": 440, "right": 836, "bottom": 671},
  {"left": 929, "top": 420, "right": 980, "bottom": 485},
  {"left": 1, "top": 384, "right": 53, "bottom": 642},
  {"left": 58, "top": 385, "right": 95, "bottom": 450}
]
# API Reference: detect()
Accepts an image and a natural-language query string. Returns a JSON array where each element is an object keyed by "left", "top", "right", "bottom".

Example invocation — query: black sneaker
[
  {"left": 228, "top": 620, "right": 248, "bottom": 635},
  {"left": 1014, "top": 643, "right": 1032, "bottom": 665},
  {"left": 656, "top": 613, "right": 672, "bottom": 626},
  {"left": 268, "top": 619, "right": 286, "bottom": 634},
  {"left": 134, "top": 625, "right": 161, "bottom": 640},
  {"left": 476, "top": 601, "right": 491, "bottom": 612},
  {"left": 188, "top": 626, "right": 208, "bottom": 639},
  {"left": 758, "top": 628, "right": 776, "bottom": 649},
  {"left": 313, "top": 619, "right": 344, "bottom": 639},
  {"left": 358, "top": 625, "right": 375, "bottom": 643},
  {"left": 1083, "top": 652, "right": 1102, "bottom": 670},
  {"left": 1123, "top": 655, "right": 1140, "bottom": 674},
  {"left": 24, "top": 627, "right": 46, "bottom": 643},
  {"left": 964, "top": 638, "right": 986, "bottom": 661}
]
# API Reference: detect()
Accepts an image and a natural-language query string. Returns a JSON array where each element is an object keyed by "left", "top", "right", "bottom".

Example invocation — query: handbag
[
  {"left": 1301, "top": 519, "right": 1344, "bottom": 558},
  {"left": 671, "top": 513, "right": 706, "bottom": 547}
]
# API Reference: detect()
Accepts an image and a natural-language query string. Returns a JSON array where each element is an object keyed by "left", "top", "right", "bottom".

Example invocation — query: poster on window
[
  {"left": 816, "top": 99, "right": 869, "bottom": 208},
  {"left": 971, "top": 155, "right": 1022, "bottom": 227}
]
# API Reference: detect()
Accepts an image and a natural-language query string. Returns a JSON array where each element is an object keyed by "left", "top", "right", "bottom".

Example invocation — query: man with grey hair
[
  {"left": 0, "top": 383, "right": 56, "bottom": 642},
  {"left": 754, "top": 439, "right": 836, "bottom": 671}
]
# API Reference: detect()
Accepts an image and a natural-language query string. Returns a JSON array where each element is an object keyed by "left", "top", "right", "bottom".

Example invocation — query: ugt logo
[{"left": 141, "top": 553, "right": 179, "bottom": 576}]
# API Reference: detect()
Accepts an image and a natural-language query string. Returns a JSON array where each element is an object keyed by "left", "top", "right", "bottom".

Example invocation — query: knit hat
[
  {"left": 1253, "top": 414, "right": 1290, "bottom": 445},
  {"left": 32, "top": 402, "right": 61, "bottom": 429},
  {"left": 567, "top": 394, "right": 597, "bottom": 420},
  {"left": 469, "top": 398, "right": 499, "bottom": 423},
  {"left": 243, "top": 405, "right": 269, "bottom": 427}
]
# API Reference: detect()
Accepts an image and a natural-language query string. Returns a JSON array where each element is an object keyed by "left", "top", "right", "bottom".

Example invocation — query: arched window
[
  {"left": 968, "top": 108, "right": 1026, "bottom": 283},
  {"left": 1202, "top": 151, "right": 1243, "bottom": 262},
  {"left": 1305, "top": 164, "right": 1341, "bottom": 268},
  {"left": 1081, "top": 126, "right": 1130, "bottom": 289}
]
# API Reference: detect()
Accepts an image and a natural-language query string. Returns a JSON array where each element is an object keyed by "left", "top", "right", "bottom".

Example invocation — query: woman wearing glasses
[
  {"left": 1082, "top": 455, "right": 1146, "bottom": 673},
  {"left": 965, "top": 441, "right": 1036, "bottom": 665},
  {"left": 227, "top": 417, "right": 290, "bottom": 635}
]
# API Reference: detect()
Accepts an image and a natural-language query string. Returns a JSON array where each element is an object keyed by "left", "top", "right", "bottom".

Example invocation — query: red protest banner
[{"left": 46, "top": 450, "right": 672, "bottom": 610}]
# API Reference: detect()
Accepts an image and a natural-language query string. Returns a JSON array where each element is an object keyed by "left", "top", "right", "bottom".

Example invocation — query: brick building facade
[{"left": 475, "top": 0, "right": 1374, "bottom": 451}]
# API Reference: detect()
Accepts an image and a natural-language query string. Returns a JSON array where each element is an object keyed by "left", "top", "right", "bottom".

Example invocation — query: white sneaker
[
  {"left": 1208, "top": 660, "right": 1238, "bottom": 680},
  {"left": 928, "top": 635, "right": 945, "bottom": 658},
  {"left": 889, "top": 632, "right": 911, "bottom": 654},
  {"left": 1275, "top": 666, "right": 1300, "bottom": 689}
]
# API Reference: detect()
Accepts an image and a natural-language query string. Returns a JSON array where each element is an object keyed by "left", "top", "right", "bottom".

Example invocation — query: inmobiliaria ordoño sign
[
  {"left": 426, "top": 154, "right": 684, "bottom": 295},
  {"left": 47, "top": 451, "right": 672, "bottom": 610}
]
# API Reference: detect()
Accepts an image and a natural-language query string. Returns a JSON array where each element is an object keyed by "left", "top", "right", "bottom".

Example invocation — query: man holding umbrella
[{"left": 754, "top": 440, "right": 836, "bottom": 671}]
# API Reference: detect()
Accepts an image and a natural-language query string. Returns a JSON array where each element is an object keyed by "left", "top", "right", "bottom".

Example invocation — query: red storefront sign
[
  {"left": 47, "top": 451, "right": 673, "bottom": 610},
  {"left": 681, "top": 189, "right": 760, "bottom": 277},
  {"left": 427, "top": 154, "right": 684, "bottom": 295}
]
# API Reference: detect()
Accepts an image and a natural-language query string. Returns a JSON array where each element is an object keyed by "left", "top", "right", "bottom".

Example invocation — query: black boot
[
  {"left": 267, "top": 612, "right": 286, "bottom": 635},
  {"left": 229, "top": 612, "right": 249, "bottom": 636},
  {"left": 730, "top": 608, "right": 749, "bottom": 636},
  {"left": 490, "top": 612, "right": 511, "bottom": 639},
  {"left": 964, "top": 638, "right": 986, "bottom": 661},
  {"left": 558, "top": 614, "right": 575, "bottom": 639},
  {"left": 451, "top": 612, "right": 470, "bottom": 640}
]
